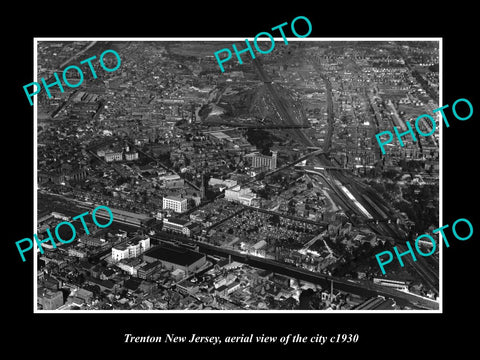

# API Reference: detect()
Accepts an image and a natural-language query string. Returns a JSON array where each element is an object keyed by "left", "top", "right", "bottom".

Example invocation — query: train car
[{"left": 361, "top": 193, "right": 388, "bottom": 220}]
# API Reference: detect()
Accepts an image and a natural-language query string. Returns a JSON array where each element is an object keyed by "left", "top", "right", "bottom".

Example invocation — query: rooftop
[
  {"left": 164, "top": 195, "right": 186, "bottom": 202},
  {"left": 140, "top": 260, "right": 161, "bottom": 271},
  {"left": 144, "top": 244, "right": 205, "bottom": 266},
  {"left": 164, "top": 217, "right": 189, "bottom": 226}
]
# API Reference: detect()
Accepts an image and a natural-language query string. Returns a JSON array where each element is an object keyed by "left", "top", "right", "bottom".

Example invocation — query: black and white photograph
[
  {"left": 6, "top": 5, "right": 478, "bottom": 356},
  {"left": 33, "top": 39, "right": 441, "bottom": 312}
]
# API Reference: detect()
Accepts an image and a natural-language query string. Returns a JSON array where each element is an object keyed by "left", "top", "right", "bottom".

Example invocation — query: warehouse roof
[{"left": 144, "top": 244, "right": 204, "bottom": 266}]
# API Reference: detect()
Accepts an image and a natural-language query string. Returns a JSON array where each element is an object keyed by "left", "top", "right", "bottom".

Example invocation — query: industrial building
[
  {"left": 162, "top": 217, "right": 190, "bottom": 235},
  {"left": 245, "top": 150, "right": 278, "bottom": 170},
  {"left": 163, "top": 195, "right": 188, "bottom": 213},
  {"left": 224, "top": 185, "right": 257, "bottom": 206},
  {"left": 160, "top": 174, "right": 185, "bottom": 188},
  {"left": 143, "top": 243, "right": 206, "bottom": 274},
  {"left": 111, "top": 235, "right": 151, "bottom": 262}
]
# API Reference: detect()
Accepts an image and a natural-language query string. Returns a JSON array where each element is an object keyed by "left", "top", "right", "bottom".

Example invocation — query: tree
[
  {"left": 298, "top": 288, "right": 315, "bottom": 310},
  {"left": 266, "top": 295, "right": 276, "bottom": 309},
  {"left": 372, "top": 182, "right": 386, "bottom": 195},
  {"left": 269, "top": 214, "right": 281, "bottom": 226}
]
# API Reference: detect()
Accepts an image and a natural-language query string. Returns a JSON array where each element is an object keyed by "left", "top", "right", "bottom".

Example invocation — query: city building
[
  {"left": 68, "top": 248, "right": 87, "bottom": 258},
  {"left": 143, "top": 244, "right": 206, "bottom": 274},
  {"left": 79, "top": 236, "right": 106, "bottom": 247},
  {"left": 225, "top": 185, "right": 257, "bottom": 206},
  {"left": 160, "top": 174, "right": 185, "bottom": 188},
  {"left": 214, "top": 273, "right": 237, "bottom": 289},
  {"left": 189, "top": 210, "right": 206, "bottom": 223},
  {"left": 162, "top": 217, "right": 190, "bottom": 234},
  {"left": 177, "top": 278, "right": 201, "bottom": 295},
  {"left": 245, "top": 150, "right": 278, "bottom": 170},
  {"left": 105, "top": 151, "right": 123, "bottom": 162},
  {"left": 38, "top": 288, "right": 63, "bottom": 310},
  {"left": 125, "top": 151, "right": 139, "bottom": 161},
  {"left": 163, "top": 195, "right": 188, "bottom": 213},
  {"left": 116, "top": 257, "right": 145, "bottom": 276},
  {"left": 137, "top": 260, "right": 161, "bottom": 280},
  {"left": 74, "top": 288, "right": 94, "bottom": 304},
  {"left": 85, "top": 277, "right": 118, "bottom": 292},
  {"left": 111, "top": 235, "right": 151, "bottom": 262},
  {"left": 208, "top": 177, "right": 238, "bottom": 191}
]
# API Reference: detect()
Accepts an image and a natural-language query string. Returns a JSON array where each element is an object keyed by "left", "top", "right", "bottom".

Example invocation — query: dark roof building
[
  {"left": 143, "top": 244, "right": 206, "bottom": 274},
  {"left": 137, "top": 260, "right": 161, "bottom": 280},
  {"left": 86, "top": 277, "right": 117, "bottom": 292},
  {"left": 124, "top": 277, "right": 142, "bottom": 292}
]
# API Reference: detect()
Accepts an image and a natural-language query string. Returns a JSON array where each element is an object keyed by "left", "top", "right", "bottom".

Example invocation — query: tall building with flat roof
[
  {"left": 112, "top": 235, "right": 151, "bottom": 262},
  {"left": 163, "top": 195, "right": 188, "bottom": 213},
  {"left": 225, "top": 185, "right": 257, "bottom": 206},
  {"left": 246, "top": 150, "right": 278, "bottom": 170}
]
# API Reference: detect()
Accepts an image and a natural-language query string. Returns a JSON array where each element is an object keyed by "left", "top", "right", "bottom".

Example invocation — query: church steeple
[{"left": 200, "top": 173, "right": 206, "bottom": 200}]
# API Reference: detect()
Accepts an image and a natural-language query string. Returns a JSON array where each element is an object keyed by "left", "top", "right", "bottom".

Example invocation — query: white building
[
  {"left": 225, "top": 185, "right": 256, "bottom": 206},
  {"left": 105, "top": 151, "right": 123, "bottom": 162},
  {"left": 112, "top": 246, "right": 129, "bottom": 262},
  {"left": 249, "top": 239, "right": 267, "bottom": 257},
  {"left": 125, "top": 151, "right": 139, "bottom": 161},
  {"left": 68, "top": 248, "right": 87, "bottom": 259},
  {"left": 111, "top": 236, "right": 151, "bottom": 262},
  {"left": 163, "top": 217, "right": 190, "bottom": 235},
  {"left": 163, "top": 195, "right": 188, "bottom": 213},
  {"left": 116, "top": 258, "right": 145, "bottom": 276},
  {"left": 160, "top": 174, "right": 184, "bottom": 188},
  {"left": 245, "top": 150, "right": 278, "bottom": 170},
  {"left": 208, "top": 177, "right": 237, "bottom": 191}
]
